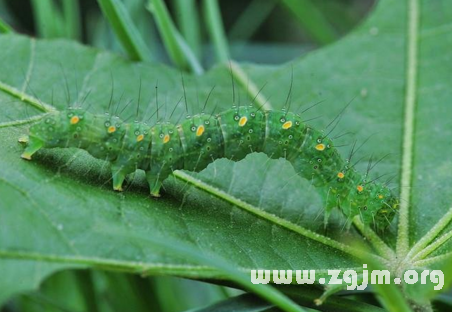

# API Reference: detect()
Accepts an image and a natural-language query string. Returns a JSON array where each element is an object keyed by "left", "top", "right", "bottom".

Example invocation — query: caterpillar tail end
[{"left": 20, "top": 137, "right": 43, "bottom": 160}]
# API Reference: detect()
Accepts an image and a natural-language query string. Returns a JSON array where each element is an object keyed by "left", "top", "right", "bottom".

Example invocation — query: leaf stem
[
  {"left": 363, "top": 252, "right": 413, "bottom": 312},
  {"left": 352, "top": 217, "right": 395, "bottom": 260},
  {"left": 396, "top": 0, "right": 420, "bottom": 258}
]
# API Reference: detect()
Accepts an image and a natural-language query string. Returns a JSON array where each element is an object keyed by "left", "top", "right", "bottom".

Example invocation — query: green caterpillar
[{"left": 19, "top": 104, "right": 399, "bottom": 231}]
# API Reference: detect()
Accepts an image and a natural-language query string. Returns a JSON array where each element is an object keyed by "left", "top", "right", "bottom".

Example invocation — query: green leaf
[{"left": 1, "top": 0, "right": 452, "bottom": 309}]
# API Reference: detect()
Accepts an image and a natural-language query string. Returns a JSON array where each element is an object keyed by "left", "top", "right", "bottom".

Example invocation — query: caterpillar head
[
  {"left": 373, "top": 189, "right": 399, "bottom": 231},
  {"left": 20, "top": 108, "right": 87, "bottom": 160},
  {"left": 359, "top": 183, "right": 399, "bottom": 231}
]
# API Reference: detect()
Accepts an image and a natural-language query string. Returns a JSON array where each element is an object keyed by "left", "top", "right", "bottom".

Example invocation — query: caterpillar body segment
[{"left": 21, "top": 105, "right": 399, "bottom": 230}]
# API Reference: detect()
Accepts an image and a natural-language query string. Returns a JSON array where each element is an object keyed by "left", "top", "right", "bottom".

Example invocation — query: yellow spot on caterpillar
[
  {"left": 378, "top": 194, "right": 384, "bottom": 199},
  {"left": 70, "top": 116, "right": 80, "bottom": 124},
  {"left": 163, "top": 134, "right": 170, "bottom": 143},
  {"left": 282, "top": 121, "right": 292, "bottom": 129},
  {"left": 239, "top": 116, "right": 247, "bottom": 127},
  {"left": 137, "top": 134, "right": 144, "bottom": 142},
  {"left": 357, "top": 185, "right": 364, "bottom": 192},
  {"left": 108, "top": 126, "right": 116, "bottom": 133},
  {"left": 337, "top": 172, "right": 345, "bottom": 179},
  {"left": 315, "top": 143, "right": 325, "bottom": 151},
  {"left": 196, "top": 125, "right": 205, "bottom": 136}
]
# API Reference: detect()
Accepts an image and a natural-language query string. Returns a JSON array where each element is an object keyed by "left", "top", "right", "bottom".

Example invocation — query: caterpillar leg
[
  {"left": 20, "top": 137, "right": 43, "bottom": 160},
  {"left": 111, "top": 165, "right": 127, "bottom": 192},
  {"left": 323, "top": 189, "right": 335, "bottom": 228},
  {"left": 323, "top": 208, "right": 332, "bottom": 229},
  {"left": 18, "top": 135, "right": 29, "bottom": 144},
  {"left": 146, "top": 172, "right": 162, "bottom": 198}
]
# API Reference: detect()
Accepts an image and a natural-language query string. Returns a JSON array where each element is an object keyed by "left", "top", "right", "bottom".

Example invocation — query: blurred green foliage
[{"left": 0, "top": 0, "right": 375, "bottom": 64}]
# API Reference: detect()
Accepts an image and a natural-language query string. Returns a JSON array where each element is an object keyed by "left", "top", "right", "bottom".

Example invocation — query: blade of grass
[
  {"left": 17, "top": 270, "right": 99, "bottom": 312},
  {"left": 126, "top": 0, "right": 160, "bottom": 58},
  {"left": 173, "top": 0, "right": 202, "bottom": 58},
  {"left": 281, "top": 0, "right": 337, "bottom": 45},
  {"left": 228, "top": 0, "right": 277, "bottom": 42},
  {"left": 175, "top": 32, "right": 205, "bottom": 75},
  {"left": 0, "top": 17, "right": 12, "bottom": 33},
  {"left": 62, "top": 0, "right": 82, "bottom": 40},
  {"left": 91, "top": 271, "right": 158, "bottom": 312},
  {"left": 77, "top": 271, "right": 103, "bottom": 312},
  {"left": 152, "top": 277, "right": 192, "bottom": 312},
  {"left": 97, "top": 0, "right": 153, "bottom": 62},
  {"left": 202, "top": 0, "right": 230, "bottom": 62},
  {"left": 30, "top": 0, "right": 65, "bottom": 38},
  {"left": 147, "top": 0, "right": 203, "bottom": 74}
]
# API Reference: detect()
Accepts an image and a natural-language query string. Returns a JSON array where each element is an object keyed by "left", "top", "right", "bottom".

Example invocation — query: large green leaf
[{"left": 0, "top": 0, "right": 451, "bottom": 309}]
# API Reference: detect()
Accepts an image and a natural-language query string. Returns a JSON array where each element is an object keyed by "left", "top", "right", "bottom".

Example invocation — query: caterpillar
[{"left": 19, "top": 103, "right": 399, "bottom": 231}]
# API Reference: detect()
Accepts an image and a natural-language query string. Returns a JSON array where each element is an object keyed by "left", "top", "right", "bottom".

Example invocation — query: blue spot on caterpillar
[{"left": 19, "top": 104, "right": 399, "bottom": 231}]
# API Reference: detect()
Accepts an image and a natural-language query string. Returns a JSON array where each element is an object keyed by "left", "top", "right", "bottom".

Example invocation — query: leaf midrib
[
  {"left": 396, "top": 0, "right": 419, "bottom": 258},
  {"left": 173, "top": 171, "right": 386, "bottom": 263}
]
